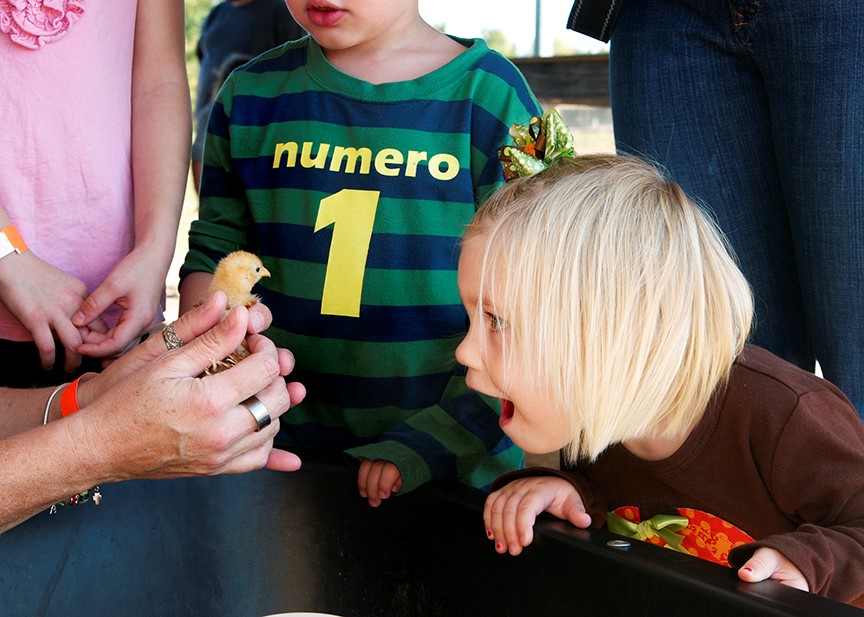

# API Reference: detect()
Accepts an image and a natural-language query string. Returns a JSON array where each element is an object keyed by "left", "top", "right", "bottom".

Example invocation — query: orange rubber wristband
[
  {"left": 60, "top": 377, "right": 82, "bottom": 417},
  {"left": 0, "top": 224, "right": 27, "bottom": 259}
]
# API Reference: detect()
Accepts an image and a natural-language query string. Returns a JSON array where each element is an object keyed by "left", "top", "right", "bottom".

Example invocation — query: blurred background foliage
[{"left": 185, "top": 0, "right": 215, "bottom": 111}]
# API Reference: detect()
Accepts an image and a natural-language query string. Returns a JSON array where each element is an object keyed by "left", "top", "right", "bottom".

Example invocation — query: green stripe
[
  {"left": 250, "top": 190, "right": 475, "bottom": 235},
  {"left": 261, "top": 261, "right": 460, "bottom": 307},
  {"left": 272, "top": 331, "right": 462, "bottom": 378},
  {"left": 465, "top": 446, "right": 525, "bottom": 489},
  {"left": 404, "top": 409, "right": 487, "bottom": 478},
  {"left": 285, "top": 401, "right": 417, "bottom": 436}
]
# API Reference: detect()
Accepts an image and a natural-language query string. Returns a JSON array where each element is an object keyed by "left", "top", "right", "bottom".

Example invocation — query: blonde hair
[{"left": 466, "top": 155, "right": 753, "bottom": 463}]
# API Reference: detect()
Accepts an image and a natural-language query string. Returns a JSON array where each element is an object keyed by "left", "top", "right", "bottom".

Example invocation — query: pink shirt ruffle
[{"left": 0, "top": 0, "right": 84, "bottom": 49}]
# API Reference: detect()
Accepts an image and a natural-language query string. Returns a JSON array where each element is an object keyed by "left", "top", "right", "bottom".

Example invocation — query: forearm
[
  {"left": 0, "top": 387, "right": 56, "bottom": 438},
  {"left": 179, "top": 271, "right": 214, "bottom": 315},
  {"left": 130, "top": 0, "right": 191, "bottom": 272},
  {"left": 0, "top": 412, "right": 112, "bottom": 533}
]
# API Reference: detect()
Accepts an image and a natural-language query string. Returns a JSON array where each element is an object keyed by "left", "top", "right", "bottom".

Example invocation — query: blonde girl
[{"left": 455, "top": 154, "right": 864, "bottom": 605}]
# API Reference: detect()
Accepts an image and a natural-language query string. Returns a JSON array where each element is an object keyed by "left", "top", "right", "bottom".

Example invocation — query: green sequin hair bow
[{"left": 499, "top": 108, "right": 576, "bottom": 182}]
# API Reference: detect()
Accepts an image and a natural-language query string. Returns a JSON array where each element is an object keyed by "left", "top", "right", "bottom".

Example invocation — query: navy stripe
[
  {"left": 290, "top": 370, "right": 455, "bottom": 410},
  {"left": 207, "top": 99, "right": 231, "bottom": 140},
  {"left": 257, "top": 223, "right": 460, "bottom": 270},
  {"left": 472, "top": 52, "right": 540, "bottom": 114},
  {"left": 261, "top": 289, "right": 468, "bottom": 342},
  {"left": 381, "top": 422, "right": 458, "bottom": 479},
  {"left": 438, "top": 391, "right": 507, "bottom": 450},
  {"left": 276, "top": 424, "right": 369, "bottom": 450},
  {"left": 200, "top": 159, "right": 248, "bottom": 199},
  {"left": 230, "top": 91, "right": 473, "bottom": 132}
]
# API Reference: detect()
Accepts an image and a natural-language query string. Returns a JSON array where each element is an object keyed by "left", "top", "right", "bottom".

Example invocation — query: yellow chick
[
  {"left": 202, "top": 251, "right": 271, "bottom": 375},
  {"left": 207, "top": 250, "right": 272, "bottom": 310}
]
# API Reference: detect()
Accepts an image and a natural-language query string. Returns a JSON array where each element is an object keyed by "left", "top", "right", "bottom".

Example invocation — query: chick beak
[{"left": 260, "top": 266, "right": 271, "bottom": 278}]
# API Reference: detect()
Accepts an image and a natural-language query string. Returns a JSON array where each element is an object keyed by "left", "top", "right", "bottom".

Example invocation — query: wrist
[
  {"left": 74, "top": 372, "right": 100, "bottom": 410},
  {"left": 0, "top": 224, "right": 27, "bottom": 261}
]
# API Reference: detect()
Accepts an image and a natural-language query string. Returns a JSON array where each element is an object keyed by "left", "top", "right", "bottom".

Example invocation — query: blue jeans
[{"left": 609, "top": 0, "right": 864, "bottom": 417}]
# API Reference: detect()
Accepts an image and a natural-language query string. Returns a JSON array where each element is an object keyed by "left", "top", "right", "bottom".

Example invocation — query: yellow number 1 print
[{"left": 314, "top": 188, "right": 380, "bottom": 317}]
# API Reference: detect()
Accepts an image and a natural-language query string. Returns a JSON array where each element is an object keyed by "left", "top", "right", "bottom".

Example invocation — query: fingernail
[
  {"left": 486, "top": 529, "right": 494, "bottom": 538},
  {"left": 250, "top": 311, "right": 265, "bottom": 332},
  {"left": 495, "top": 542, "right": 503, "bottom": 551},
  {"left": 203, "top": 293, "right": 217, "bottom": 310},
  {"left": 741, "top": 567, "right": 752, "bottom": 573},
  {"left": 71, "top": 311, "right": 84, "bottom": 325}
]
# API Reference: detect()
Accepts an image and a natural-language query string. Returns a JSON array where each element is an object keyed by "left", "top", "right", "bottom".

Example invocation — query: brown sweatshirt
[{"left": 494, "top": 346, "right": 864, "bottom": 605}]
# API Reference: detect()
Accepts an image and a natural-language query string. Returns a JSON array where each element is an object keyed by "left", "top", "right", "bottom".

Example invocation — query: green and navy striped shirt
[{"left": 182, "top": 36, "right": 542, "bottom": 493}]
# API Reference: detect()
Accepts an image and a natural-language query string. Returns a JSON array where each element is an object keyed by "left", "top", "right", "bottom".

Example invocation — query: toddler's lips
[
  {"left": 307, "top": 6, "right": 347, "bottom": 27},
  {"left": 500, "top": 399, "right": 514, "bottom": 427}
]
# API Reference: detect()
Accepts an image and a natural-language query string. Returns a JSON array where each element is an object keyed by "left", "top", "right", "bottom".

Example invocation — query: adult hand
[
  {"left": 79, "top": 300, "right": 305, "bottom": 480},
  {"left": 484, "top": 476, "right": 592, "bottom": 556},
  {"left": 737, "top": 547, "right": 809, "bottom": 592},
  {"left": 357, "top": 458, "right": 403, "bottom": 507},
  {"left": 73, "top": 247, "right": 170, "bottom": 359},
  {"left": 0, "top": 250, "right": 102, "bottom": 372},
  {"left": 77, "top": 291, "right": 277, "bottom": 405}
]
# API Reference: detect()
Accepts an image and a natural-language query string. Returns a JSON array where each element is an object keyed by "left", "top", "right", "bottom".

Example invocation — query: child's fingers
[
  {"left": 500, "top": 493, "right": 534, "bottom": 555},
  {"left": 375, "top": 462, "right": 401, "bottom": 499},
  {"left": 561, "top": 494, "right": 592, "bottom": 529},
  {"left": 737, "top": 547, "right": 809, "bottom": 591},
  {"left": 357, "top": 459, "right": 395, "bottom": 507},
  {"left": 484, "top": 490, "right": 524, "bottom": 555},
  {"left": 357, "top": 458, "right": 370, "bottom": 498}
]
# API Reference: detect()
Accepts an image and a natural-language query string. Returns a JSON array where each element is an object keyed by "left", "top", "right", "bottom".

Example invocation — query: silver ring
[
  {"left": 240, "top": 395, "right": 271, "bottom": 431},
  {"left": 162, "top": 323, "right": 184, "bottom": 351}
]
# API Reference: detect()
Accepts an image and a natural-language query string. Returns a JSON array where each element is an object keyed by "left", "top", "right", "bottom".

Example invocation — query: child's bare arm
[
  {"left": 179, "top": 271, "right": 215, "bottom": 315},
  {"left": 484, "top": 476, "right": 592, "bottom": 556}
]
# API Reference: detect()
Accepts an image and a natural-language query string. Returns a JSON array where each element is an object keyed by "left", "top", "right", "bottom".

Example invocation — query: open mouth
[
  {"left": 500, "top": 399, "right": 515, "bottom": 422},
  {"left": 307, "top": 3, "right": 346, "bottom": 27}
]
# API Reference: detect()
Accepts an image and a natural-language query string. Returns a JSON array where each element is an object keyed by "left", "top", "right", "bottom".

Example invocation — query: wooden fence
[{"left": 512, "top": 54, "right": 610, "bottom": 107}]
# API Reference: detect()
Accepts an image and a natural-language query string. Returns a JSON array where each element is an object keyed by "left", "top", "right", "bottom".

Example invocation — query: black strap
[{"left": 566, "top": 0, "right": 623, "bottom": 43}]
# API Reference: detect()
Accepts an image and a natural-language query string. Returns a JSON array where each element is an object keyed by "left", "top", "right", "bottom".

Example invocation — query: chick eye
[{"left": 255, "top": 266, "right": 260, "bottom": 273}]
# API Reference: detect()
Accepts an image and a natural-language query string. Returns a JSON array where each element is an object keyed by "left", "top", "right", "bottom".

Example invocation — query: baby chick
[
  {"left": 207, "top": 250, "right": 272, "bottom": 311},
  {"left": 201, "top": 251, "right": 271, "bottom": 374}
]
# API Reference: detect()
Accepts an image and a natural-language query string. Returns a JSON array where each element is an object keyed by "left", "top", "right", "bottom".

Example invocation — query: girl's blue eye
[{"left": 486, "top": 312, "right": 506, "bottom": 332}]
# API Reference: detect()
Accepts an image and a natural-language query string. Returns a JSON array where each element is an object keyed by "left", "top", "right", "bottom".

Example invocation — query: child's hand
[
  {"left": 357, "top": 458, "right": 402, "bottom": 507},
  {"left": 737, "top": 547, "right": 809, "bottom": 592},
  {"left": 484, "top": 476, "right": 592, "bottom": 556}
]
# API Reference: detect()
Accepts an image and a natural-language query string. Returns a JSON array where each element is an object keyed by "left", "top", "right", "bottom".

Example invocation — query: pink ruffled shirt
[{"left": 0, "top": 0, "right": 137, "bottom": 340}]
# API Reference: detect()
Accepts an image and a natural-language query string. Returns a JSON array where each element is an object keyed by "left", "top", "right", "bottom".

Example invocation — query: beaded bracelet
[{"left": 49, "top": 486, "right": 102, "bottom": 514}]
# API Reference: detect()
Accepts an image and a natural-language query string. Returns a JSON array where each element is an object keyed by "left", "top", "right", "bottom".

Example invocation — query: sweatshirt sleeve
[
  {"left": 728, "top": 388, "right": 864, "bottom": 603},
  {"left": 345, "top": 390, "right": 522, "bottom": 494},
  {"left": 181, "top": 77, "right": 255, "bottom": 281}
]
